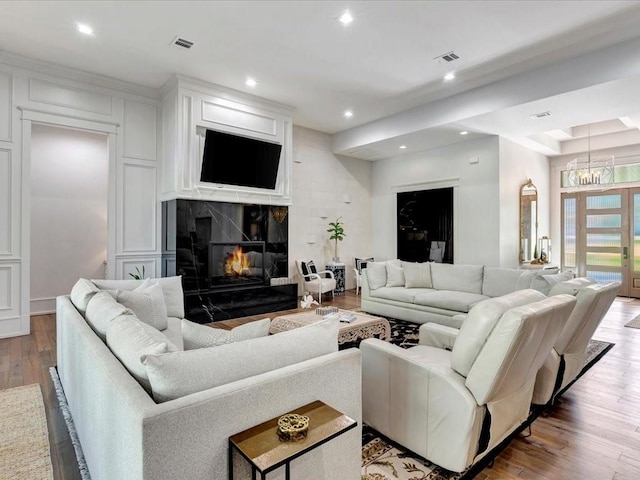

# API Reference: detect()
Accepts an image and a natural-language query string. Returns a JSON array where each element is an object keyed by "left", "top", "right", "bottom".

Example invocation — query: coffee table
[{"left": 270, "top": 309, "right": 391, "bottom": 345}]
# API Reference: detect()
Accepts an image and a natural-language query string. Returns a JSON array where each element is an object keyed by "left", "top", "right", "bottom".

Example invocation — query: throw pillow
[
  {"left": 70, "top": 278, "right": 100, "bottom": 314},
  {"left": 300, "top": 260, "right": 318, "bottom": 280},
  {"left": 143, "top": 318, "right": 339, "bottom": 402},
  {"left": 385, "top": 263, "right": 405, "bottom": 287},
  {"left": 117, "top": 279, "right": 169, "bottom": 331},
  {"left": 365, "top": 262, "right": 387, "bottom": 290},
  {"left": 548, "top": 277, "right": 594, "bottom": 296},
  {"left": 529, "top": 271, "right": 574, "bottom": 296},
  {"left": 85, "top": 291, "right": 133, "bottom": 340},
  {"left": 181, "top": 318, "right": 271, "bottom": 350},
  {"left": 106, "top": 315, "right": 178, "bottom": 392},
  {"left": 92, "top": 276, "right": 185, "bottom": 318},
  {"left": 402, "top": 262, "right": 432, "bottom": 288}
]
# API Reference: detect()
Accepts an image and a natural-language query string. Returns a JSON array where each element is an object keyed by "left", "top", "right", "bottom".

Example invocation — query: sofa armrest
[
  {"left": 308, "top": 269, "right": 335, "bottom": 281},
  {"left": 419, "top": 322, "right": 459, "bottom": 350},
  {"left": 142, "top": 349, "right": 362, "bottom": 480}
]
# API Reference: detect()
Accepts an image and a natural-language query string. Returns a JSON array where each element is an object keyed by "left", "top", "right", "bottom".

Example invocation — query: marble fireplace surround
[{"left": 162, "top": 199, "right": 296, "bottom": 323}]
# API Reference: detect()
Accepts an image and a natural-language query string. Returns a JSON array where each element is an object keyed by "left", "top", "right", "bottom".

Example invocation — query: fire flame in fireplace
[{"left": 224, "top": 246, "right": 250, "bottom": 276}]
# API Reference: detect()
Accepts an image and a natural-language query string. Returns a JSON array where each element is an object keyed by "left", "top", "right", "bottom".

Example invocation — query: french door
[{"left": 561, "top": 188, "right": 640, "bottom": 297}]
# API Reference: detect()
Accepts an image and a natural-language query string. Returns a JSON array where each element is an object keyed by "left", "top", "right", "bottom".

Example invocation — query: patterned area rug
[
  {"left": 361, "top": 317, "right": 614, "bottom": 480},
  {"left": 0, "top": 384, "right": 53, "bottom": 480},
  {"left": 624, "top": 314, "right": 640, "bottom": 328}
]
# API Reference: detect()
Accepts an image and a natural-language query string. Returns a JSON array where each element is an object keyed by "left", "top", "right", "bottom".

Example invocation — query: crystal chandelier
[
  {"left": 566, "top": 126, "right": 614, "bottom": 188},
  {"left": 271, "top": 206, "right": 288, "bottom": 223}
]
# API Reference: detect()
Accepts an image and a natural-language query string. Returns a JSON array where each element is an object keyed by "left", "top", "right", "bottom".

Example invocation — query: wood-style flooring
[{"left": 1, "top": 291, "right": 640, "bottom": 479}]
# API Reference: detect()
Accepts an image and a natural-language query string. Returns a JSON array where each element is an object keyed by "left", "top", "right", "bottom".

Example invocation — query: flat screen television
[{"left": 200, "top": 129, "right": 282, "bottom": 190}]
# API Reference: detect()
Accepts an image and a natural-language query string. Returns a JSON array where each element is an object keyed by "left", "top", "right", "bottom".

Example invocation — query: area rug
[
  {"left": 361, "top": 317, "right": 614, "bottom": 480},
  {"left": 0, "top": 384, "right": 54, "bottom": 480},
  {"left": 624, "top": 314, "right": 640, "bottom": 328}
]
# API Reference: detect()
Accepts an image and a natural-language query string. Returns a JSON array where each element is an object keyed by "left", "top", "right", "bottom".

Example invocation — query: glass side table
[{"left": 228, "top": 400, "right": 357, "bottom": 480}]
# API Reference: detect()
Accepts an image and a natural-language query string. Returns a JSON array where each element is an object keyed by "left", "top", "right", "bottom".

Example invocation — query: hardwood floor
[{"left": 1, "top": 291, "right": 640, "bottom": 479}]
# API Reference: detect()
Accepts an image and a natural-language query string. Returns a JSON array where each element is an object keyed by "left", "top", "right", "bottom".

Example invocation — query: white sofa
[
  {"left": 56, "top": 277, "right": 362, "bottom": 480},
  {"left": 361, "top": 260, "right": 568, "bottom": 327}
]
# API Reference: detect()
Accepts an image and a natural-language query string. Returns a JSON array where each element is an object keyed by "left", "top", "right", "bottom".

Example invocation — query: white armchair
[
  {"left": 295, "top": 259, "right": 336, "bottom": 304},
  {"left": 361, "top": 291, "right": 575, "bottom": 473},
  {"left": 532, "top": 281, "right": 619, "bottom": 405}
]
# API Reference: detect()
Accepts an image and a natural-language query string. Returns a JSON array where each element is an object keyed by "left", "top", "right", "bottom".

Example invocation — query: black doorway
[{"left": 397, "top": 188, "right": 453, "bottom": 263}]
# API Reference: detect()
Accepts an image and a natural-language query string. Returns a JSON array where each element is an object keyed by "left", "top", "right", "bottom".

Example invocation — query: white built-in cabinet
[
  {"left": 0, "top": 54, "right": 161, "bottom": 337},
  {"left": 160, "top": 76, "right": 293, "bottom": 205}
]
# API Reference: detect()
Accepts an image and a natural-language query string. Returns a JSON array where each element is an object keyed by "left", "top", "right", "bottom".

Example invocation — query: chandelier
[
  {"left": 566, "top": 126, "right": 614, "bottom": 188},
  {"left": 271, "top": 206, "right": 288, "bottom": 223}
]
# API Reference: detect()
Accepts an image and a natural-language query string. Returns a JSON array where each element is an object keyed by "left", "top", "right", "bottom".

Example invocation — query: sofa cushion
[
  {"left": 370, "top": 287, "right": 433, "bottom": 303},
  {"left": 402, "top": 262, "right": 432, "bottom": 288},
  {"left": 413, "top": 290, "right": 489, "bottom": 313},
  {"left": 451, "top": 289, "right": 546, "bottom": 378},
  {"left": 482, "top": 267, "right": 530, "bottom": 297},
  {"left": 366, "top": 262, "right": 387, "bottom": 290},
  {"left": 106, "top": 315, "right": 178, "bottom": 392},
  {"left": 92, "top": 276, "right": 185, "bottom": 318},
  {"left": 430, "top": 264, "right": 484, "bottom": 294},
  {"left": 386, "top": 263, "right": 405, "bottom": 287},
  {"left": 70, "top": 278, "right": 100, "bottom": 314},
  {"left": 143, "top": 318, "right": 339, "bottom": 402},
  {"left": 181, "top": 318, "right": 271, "bottom": 350},
  {"left": 548, "top": 277, "right": 595, "bottom": 296},
  {"left": 84, "top": 291, "right": 132, "bottom": 340},
  {"left": 117, "top": 280, "right": 169, "bottom": 330},
  {"left": 530, "top": 272, "right": 574, "bottom": 295}
]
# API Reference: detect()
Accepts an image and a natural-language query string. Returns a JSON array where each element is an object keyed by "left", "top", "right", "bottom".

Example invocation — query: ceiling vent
[
  {"left": 171, "top": 36, "right": 194, "bottom": 50},
  {"left": 434, "top": 51, "right": 460, "bottom": 63},
  {"left": 530, "top": 111, "right": 552, "bottom": 119}
]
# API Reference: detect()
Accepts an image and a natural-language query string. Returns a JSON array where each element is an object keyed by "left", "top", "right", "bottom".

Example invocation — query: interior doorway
[
  {"left": 29, "top": 124, "right": 109, "bottom": 314},
  {"left": 397, "top": 187, "right": 454, "bottom": 263},
  {"left": 561, "top": 188, "right": 640, "bottom": 297}
]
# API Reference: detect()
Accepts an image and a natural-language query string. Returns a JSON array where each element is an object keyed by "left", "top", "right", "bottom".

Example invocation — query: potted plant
[{"left": 327, "top": 217, "right": 346, "bottom": 262}]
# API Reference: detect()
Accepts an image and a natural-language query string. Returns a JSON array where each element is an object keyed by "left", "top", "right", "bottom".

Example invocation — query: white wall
[
  {"left": 371, "top": 136, "right": 501, "bottom": 266},
  {"left": 289, "top": 126, "right": 373, "bottom": 291},
  {"left": 498, "top": 138, "right": 550, "bottom": 268},
  {"left": 0, "top": 53, "right": 160, "bottom": 337},
  {"left": 30, "top": 124, "right": 108, "bottom": 314}
]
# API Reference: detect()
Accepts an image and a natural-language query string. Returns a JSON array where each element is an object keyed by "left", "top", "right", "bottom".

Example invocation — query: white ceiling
[{"left": 3, "top": 1, "right": 640, "bottom": 158}]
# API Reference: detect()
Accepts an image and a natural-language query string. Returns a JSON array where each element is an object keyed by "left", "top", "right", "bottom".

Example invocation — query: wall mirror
[{"left": 519, "top": 179, "right": 538, "bottom": 263}]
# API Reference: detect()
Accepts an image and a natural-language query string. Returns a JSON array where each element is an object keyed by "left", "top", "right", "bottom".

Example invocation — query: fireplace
[
  {"left": 209, "top": 241, "right": 266, "bottom": 289},
  {"left": 162, "top": 199, "right": 297, "bottom": 323}
]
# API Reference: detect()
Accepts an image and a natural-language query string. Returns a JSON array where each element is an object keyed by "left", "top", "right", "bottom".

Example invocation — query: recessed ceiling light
[
  {"left": 459, "top": 131, "right": 468, "bottom": 135},
  {"left": 344, "top": 110, "right": 353, "bottom": 118},
  {"left": 338, "top": 11, "right": 354, "bottom": 25},
  {"left": 444, "top": 72, "right": 456, "bottom": 81},
  {"left": 399, "top": 145, "right": 407, "bottom": 149},
  {"left": 245, "top": 77, "right": 257, "bottom": 88},
  {"left": 77, "top": 23, "right": 93, "bottom": 36}
]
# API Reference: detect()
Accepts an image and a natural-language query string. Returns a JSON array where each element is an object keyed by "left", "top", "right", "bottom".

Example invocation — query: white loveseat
[
  {"left": 361, "top": 260, "right": 569, "bottom": 327},
  {"left": 56, "top": 277, "right": 362, "bottom": 480}
]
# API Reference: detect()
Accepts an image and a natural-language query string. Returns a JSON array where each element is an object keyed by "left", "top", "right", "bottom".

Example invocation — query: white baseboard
[{"left": 31, "top": 297, "right": 56, "bottom": 315}]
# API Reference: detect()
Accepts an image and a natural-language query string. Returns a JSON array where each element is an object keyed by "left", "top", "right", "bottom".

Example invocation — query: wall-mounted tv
[{"left": 200, "top": 129, "right": 282, "bottom": 190}]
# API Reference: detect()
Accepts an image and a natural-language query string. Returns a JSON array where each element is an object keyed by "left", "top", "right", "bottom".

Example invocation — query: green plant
[
  {"left": 327, "top": 217, "right": 346, "bottom": 260},
  {"left": 129, "top": 266, "right": 146, "bottom": 280}
]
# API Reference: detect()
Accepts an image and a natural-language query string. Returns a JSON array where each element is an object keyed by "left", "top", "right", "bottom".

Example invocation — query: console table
[
  {"left": 228, "top": 400, "right": 357, "bottom": 480},
  {"left": 326, "top": 262, "right": 346, "bottom": 295}
]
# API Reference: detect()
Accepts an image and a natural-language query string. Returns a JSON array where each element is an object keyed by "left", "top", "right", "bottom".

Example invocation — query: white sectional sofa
[
  {"left": 361, "top": 260, "right": 569, "bottom": 327},
  {"left": 56, "top": 276, "right": 362, "bottom": 480}
]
